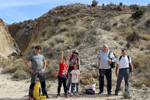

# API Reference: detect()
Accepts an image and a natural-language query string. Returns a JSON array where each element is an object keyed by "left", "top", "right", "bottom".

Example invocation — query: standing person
[
  {"left": 97, "top": 44, "right": 116, "bottom": 95},
  {"left": 57, "top": 51, "right": 68, "bottom": 98},
  {"left": 70, "top": 64, "right": 80, "bottom": 96},
  {"left": 24, "top": 45, "right": 48, "bottom": 100},
  {"left": 66, "top": 50, "right": 80, "bottom": 94},
  {"left": 115, "top": 49, "right": 133, "bottom": 95}
]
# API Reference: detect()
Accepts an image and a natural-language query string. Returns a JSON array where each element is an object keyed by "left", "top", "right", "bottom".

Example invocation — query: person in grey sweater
[
  {"left": 97, "top": 44, "right": 116, "bottom": 95},
  {"left": 24, "top": 45, "right": 48, "bottom": 100}
]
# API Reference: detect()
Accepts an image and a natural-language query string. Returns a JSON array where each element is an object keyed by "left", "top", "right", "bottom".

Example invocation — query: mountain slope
[{"left": 4, "top": 3, "right": 150, "bottom": 87}]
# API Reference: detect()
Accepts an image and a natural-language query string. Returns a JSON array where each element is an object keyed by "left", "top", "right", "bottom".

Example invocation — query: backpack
[
  {"left": 33, "top": 82, "right": 46, "bottom": 100},
  {"left": 119, "top": 56, "right": 131, "bottom": 72},
  {"left": 108, "top": 51, "right": 116, "bottom": 68},
  {"left": 86, "top": 89, "right": 95, "bottom": 95},
  {"left": 70, "top": 55, "right": 79, "bottom": 63}
]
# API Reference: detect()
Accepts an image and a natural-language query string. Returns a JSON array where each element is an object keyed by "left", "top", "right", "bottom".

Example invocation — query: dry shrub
[
  {"left": 60, "top": 25, "right": 68, "bottom": 32},
  {"left": 132, "top": 53, "right": 150, "bottom": 87},
  {"left": 80, "top": 71, "right": 99, "bottom": 86},
  {"left": 45, "top": 60, "right": 59, "bottom": 78},
  {"left": 146, "top": 42, "right": 150, "bottom": 49},
  {"left": 114, "top": 35, "right": 119, "bottom": 41},
  {"left": 126, "top": 32, "right": 140, "bottom": 43},
  {"left": 140, "top": 34, "right": 150, "bottom": 40},
  {"left": 123, "top": 26, "right": 133, "bottom": 36},
  {"left": 13, "top": 70, "right": 29, "bottom": 80},
  {"left": 130, "top": 4, "right": 139, "bottom": 11},
  {"left": 2, "top": 58, "right": 30, "bottom": 80}
]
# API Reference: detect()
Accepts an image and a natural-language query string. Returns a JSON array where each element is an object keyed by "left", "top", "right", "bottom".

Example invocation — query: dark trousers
[
  {"left": 29, "top": 72, "right": 47, "bottom": 97},
  {"left": 115, "top": 69, "right": 130, "bottom": 93},
  {"left": 58, "top": 76, "right": 67, "bottom": 94},
  {"left": 99, "top": 69, "right": 112, "bottom": 93}
]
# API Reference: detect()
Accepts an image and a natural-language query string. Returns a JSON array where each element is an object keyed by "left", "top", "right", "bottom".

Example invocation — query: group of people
[{"left": 24, "top": 44, "right": 133, "bottom": 100}]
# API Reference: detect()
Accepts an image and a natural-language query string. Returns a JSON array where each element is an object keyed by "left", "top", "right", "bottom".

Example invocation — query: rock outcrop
[{"left": 0, "top": 19, "right": 19, "bottom": 59}]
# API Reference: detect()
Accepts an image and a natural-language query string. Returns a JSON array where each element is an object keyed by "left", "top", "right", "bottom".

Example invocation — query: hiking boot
[
  {"left": 56, "top": 94, "right": 60, "bottom": 98},
  {"left": 65, "top": 93, "right": 69, "bottom": 98},
  {"left": 98, "top": 91, "right": 103, "bottom": 94}
]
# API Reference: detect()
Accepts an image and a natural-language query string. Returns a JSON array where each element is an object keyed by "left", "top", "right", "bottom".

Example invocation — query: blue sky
[{"left": 0, "top": 0, "right": 149, "bottom": 24}]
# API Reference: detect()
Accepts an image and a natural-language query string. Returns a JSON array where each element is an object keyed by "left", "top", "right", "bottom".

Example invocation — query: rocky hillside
[
  {"left": 0, "top": 19, "right": 19, "bottom": 59},
  {"left": 1, "top": 3, "right": 150, "bottom": 87}
]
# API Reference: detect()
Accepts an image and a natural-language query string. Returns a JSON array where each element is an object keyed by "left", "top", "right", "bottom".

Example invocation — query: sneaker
[
  {"left": 28, "top": 96, "right": 33, "bottom": 100},
  {"left": 65, "top": 93, "right": 69, "bottom": 98},
  {"left": 98, "top": 91, "right": 103, "bottom": 94},
  {"left": 56, "top": 94, "right": 60, "bottom": 98},
  {"left": 76, "top": 93, "right": 79, "bottom": 96},
  {"left": 70, "top": 93, "right": 74, "bottom": 96}
]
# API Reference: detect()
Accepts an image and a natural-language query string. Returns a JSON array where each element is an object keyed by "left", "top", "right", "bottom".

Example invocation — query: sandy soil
[{"left": 0, "top": 68, "right": 150, "bottom": 100}]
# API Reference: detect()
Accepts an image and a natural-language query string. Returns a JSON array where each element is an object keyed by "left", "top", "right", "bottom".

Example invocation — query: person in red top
[{"left": 57, "top": 51, "right": 68, "bottom": 98}]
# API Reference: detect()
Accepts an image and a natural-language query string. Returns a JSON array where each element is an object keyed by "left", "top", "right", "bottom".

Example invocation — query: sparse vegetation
[{"left": 132, "top": 53, "right": 150, "bottom": 87}]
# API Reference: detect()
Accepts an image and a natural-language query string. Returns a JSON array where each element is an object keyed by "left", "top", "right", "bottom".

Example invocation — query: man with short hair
[
  {"left": 115, "top": 49, "right": 133, "bottom": 95},
  {"left": 24, "top": 45, "right": 48, "bottom": 100},
  {"left": 97, "top": 44, "right": 116, "bottom": 95}
]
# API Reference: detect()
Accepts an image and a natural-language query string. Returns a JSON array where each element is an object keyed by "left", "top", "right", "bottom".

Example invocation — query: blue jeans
[
  {"left": 115, "top": 68, "right": 130, "bottom": 93},
  {"left": 99, "top": 69, "right": 112, "bottom": 93},
  {"left": 71, "top": 83, "right": 79, "bottom": 93},
  {"left": 67, "top": 71, "right": 75, "bottom": 93}
]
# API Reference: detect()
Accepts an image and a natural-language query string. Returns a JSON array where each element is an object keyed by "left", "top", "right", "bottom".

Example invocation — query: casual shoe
[
  {"left": 28, "top": 96, "right": 33, "bottom": 100},
  {"left": 56, "top": 94, "right": 60, "bottom": 98},
  {"left": 76, "top": 93, "right": 79, "bottom": 96},
  {"left": 65, "top": 93, "right": 69, "bottom": 98},
  {"left": 70, "top": 93, "right": 74, "bottom": 96},
  {"left": 107, "top": 92, "right": 111, "bottom": 95},
  {"left": 43, "top": 94, "right": 49, "bottom": 98},
  {"left": 98, "top": 91, "right": 103, "bottom": 94}
]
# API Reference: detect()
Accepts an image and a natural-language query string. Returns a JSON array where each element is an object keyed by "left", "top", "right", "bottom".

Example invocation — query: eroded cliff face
[{"left": 0, "top": 19, "right": 19, "bottom": 59}]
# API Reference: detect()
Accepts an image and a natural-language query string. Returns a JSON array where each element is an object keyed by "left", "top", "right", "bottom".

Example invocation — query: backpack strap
[
  {"left": 119, "top": 56, "right": 122, "bottom": 61},
  {"left": 70, "top": 55, "right": 79, "bottom": 64},
  {"left": 108, "top": 50, "right": 112, "bottom": 60},
  {"left": 127, "top": 56, "right": 130, "bottom": 62}
]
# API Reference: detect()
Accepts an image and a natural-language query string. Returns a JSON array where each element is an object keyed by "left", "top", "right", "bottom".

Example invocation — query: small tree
[
  {"left": 119, "top": 2, "right": 123, "bottom": 6},
  {"left": 92, "top": 0, "right": 98, "bottom": 7},
  {"left": 102, "top": 3, "right": 105, "bottom": 9}
]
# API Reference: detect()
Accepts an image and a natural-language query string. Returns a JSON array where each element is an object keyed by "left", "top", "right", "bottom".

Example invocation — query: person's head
[
  {"left": 102, "top": 44, "right": 108, "bottom": 52},
  {"left": 73, "top": 50, "right": 78, "bottom": 58},
  {"left": 35, "top": 45, "right": 41, "bottom": 54},
  {"left": 74, "top": 63, "right": 79, "bottom": 70},
  {"left": 122, "top": 49, "right": 127, "bottom": 56},
  {"left": 62, "top": 56, "right": 66, "bottom": 63}
]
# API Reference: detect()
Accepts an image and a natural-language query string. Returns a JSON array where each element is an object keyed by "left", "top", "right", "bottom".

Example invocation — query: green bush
[
  {"left": 132, "top": 9, "right": 145, "bottom": 19},
  {"left": 122, "top": 91, "right": 131, "bottom": 99}
]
